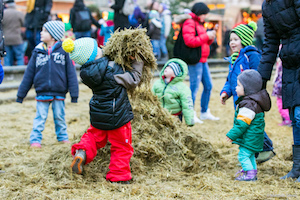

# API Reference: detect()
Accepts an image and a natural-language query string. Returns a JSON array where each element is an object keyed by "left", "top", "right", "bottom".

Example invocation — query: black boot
[{"left": 280, "top": 145, "right": 300, "bottom": 179}]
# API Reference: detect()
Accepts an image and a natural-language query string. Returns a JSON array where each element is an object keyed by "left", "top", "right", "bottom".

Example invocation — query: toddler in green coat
[
  {"left": 226, "top": 70, "right": 271, "bottom": 181},
  {"left": 152, "top": 58, "right": 194, "bottom": 126}
]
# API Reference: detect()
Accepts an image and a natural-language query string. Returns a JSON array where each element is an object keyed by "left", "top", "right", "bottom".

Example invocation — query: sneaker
[
  {"left": 71, "top": 149, "right": 86, "bottom": 174},
  {"left": 194, "top": 111, "right": 203, "bottom": 124},
  {"left": 200, "top": 109, "right": 220, "bottom": 121},
  {"left": 235, "top": 169, "right": 257, "bottom": 181},
  {"left": 278, "top": 120, "right": 292, "bottom": 127},
  {"left": 256, "top": 151, "right": 276, "bottom": 164},
  {"left": 30, "top": 143, "right": 41, "bottom": 148}
]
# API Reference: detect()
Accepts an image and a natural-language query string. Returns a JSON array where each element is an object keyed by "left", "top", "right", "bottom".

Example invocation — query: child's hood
[
  {"left": 173, "top": 14, "right": 192, "bottom": 25},
  {"left": 160, "top": 58, "right": 188, "bottom": 83},
  {"left": 34, "top": 41, "right": 63, "bottom": 53},
  {"left": 239, "top": 89, "right": 271, "bottom": 113}
]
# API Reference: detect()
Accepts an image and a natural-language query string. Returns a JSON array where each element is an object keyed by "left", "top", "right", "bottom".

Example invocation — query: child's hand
[
  {"left": 220, "top": 92, "right": 228, "bottom": 105},
  {"left": 226, "top": 136, "right": 233, "bottom": 143}
]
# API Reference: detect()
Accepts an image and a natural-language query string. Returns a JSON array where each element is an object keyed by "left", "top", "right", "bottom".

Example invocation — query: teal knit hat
[
  {"left": 232, "top": 21, "right": 257, "bottom": 47},
  {"left": 62, "top": 37, "right": 98, "bottom": 65}
]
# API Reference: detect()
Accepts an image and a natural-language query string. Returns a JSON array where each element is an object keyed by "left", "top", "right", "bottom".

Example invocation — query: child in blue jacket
[
  {"left": 16, "top": 21, "right": 79, "bottom": 148},
  {"left": 220, "top": 21, "right": 275, "bottom": 163}
]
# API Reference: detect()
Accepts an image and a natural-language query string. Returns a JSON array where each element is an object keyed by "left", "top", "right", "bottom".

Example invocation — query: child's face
[
  {"left": 198, "top": 14, "right": 207, "bottom": 23},
  {"left": 40, "top": 27, "right": 54, "bottom": 44},
  {"left": 229, "top": 33, "right": 243, "bottom": 53},
  {"left": 236, "top": 80, "right": 245, "bottom": 97},
  {"left": 164, "top": 66, "right": 175, "bottom": 78}
]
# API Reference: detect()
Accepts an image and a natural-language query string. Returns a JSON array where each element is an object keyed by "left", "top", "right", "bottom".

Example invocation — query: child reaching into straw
[
  {"left": 152, "top": 58, "right": 194, "bottom": 126},
  {"left": 226, "top": 70, "right": 271, "bottom": 181},
  {"left": 62, "top": 28, "right": 156, "bottom": 184}
]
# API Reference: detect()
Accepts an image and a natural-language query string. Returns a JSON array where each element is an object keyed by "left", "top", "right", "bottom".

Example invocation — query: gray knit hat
[
  {"left": 237, "top": 69, "right": 262, "bottom": 96},
  {"left": 168, "top": 62, "right": 182, "bottom": 76},
  {"left": 43, "top": 21, "right": 65, "bottom": 41}
]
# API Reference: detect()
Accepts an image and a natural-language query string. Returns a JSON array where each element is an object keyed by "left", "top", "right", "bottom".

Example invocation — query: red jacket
[{"left": 182, "top": 13, "right": 213, "bottom": 63}]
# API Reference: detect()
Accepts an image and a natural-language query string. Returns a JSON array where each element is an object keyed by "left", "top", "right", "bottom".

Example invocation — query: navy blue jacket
[
  {"left": 258, "top": 0, "right": 300, "bottom": 109},
  {"left": 80, "top": 57, "right": 134, "bottom": 130},
  {"left": 17, "top": 42, "right": 79, "bottom": 103},
  {"left": 221, "top": 46, "right": 261, "bottom": 107},
  {"left": 0, "top": 62, "right": 3, "bottom": 84}
]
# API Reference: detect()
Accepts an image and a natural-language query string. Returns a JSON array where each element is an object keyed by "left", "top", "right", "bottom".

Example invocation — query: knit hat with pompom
[
  {"left": 231, "top": 21, "right": 257, "bottom": 47},
  {"left": 62, "top": 37, "right": 98, "bottom": 65}
]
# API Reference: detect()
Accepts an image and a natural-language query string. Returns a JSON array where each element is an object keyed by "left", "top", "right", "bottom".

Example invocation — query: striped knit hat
[
  {"left": 232, "top": 21, "right": 257, "bottom": 47},
  {"left": 43, "top": 21, "right": 65, "bottom": 41},
  {"left": 62, "top": 37, "right": 99, "bottom": 65},
  {"left": 168, "top": 62, "right": 182, "bottom": 76}
]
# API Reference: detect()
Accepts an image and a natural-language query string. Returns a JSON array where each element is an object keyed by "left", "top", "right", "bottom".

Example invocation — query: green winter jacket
[
  {"left": 152, "top": 58, "right": 194, "bottom": 126},
  {"left": 226, "top": 89, "right": 271, "bottom": 152}
]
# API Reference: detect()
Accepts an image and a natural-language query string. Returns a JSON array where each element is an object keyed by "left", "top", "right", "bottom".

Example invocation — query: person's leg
[
  {"left": 71, "top": 125, "right": 108, "bottom": 165},
  {"left": 4, "top": 46, "right": 13, "bottom": 66},
  {"left": 52, "top": 100, "right": 68, "bottom": 142},
  {"left": 34, "top": 30, "right": 41, "bottom": 46},
  {"left": 151, "top": 40, "right": 160, "bottom": 59},
  {"left": 250, "top": 153, "right": 257, "bottom": 170},
  {"left": 106, "top": 122, "right": 134, "bottom": 182},
  {"left": 12, "top": 44, "right": 25, "bottom": 65},
  {"left": 277, "top": 97, "right": 291, "bottom": 125},
  {"left": 237, "top": 147, "right": 257, "bottom": 181},
  {"left": 188, "top": 62, "right": 202, "bottom": 106},
  {"left": 282, "top": 107, "right": 300, "bottom": 180},
  {"left": 30, "top": 101, "right": 50, "bottom": 145},
  {"left": 25, "top": 29, "right": 35, "bottom": 51},
  {"left": 200, "top": 62, "right": 219, "bottom": 120},
  {"left": 200, "top": 62, "right": 212, "bottom": 113},
  {"left": 159, "top": 34, "right": 168, "bottom": 59}
]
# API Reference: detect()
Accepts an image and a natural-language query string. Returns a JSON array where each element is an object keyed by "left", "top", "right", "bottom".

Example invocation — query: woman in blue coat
[{"left": 258, "top": 0, "right": 300, "bottom": 182}]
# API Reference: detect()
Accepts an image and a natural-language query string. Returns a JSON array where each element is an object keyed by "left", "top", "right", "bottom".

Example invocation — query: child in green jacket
[
  {"left": 152, "top": 58, "right": 194, "bottom": 126},
  {"left": 226, "top": 70, "right": 271, "bottom": 181}
]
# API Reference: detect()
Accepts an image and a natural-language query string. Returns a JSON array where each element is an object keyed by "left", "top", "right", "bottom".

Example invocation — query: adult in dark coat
[
  {"left": 111, "top": 0, "right": 130, "bottom": 31},
  {"left": 258, "top": 0, "right": 300, "bottom": 182},
  {"left": 70, "top": 0, "right": 100, "bottom": 39},
  {"left": 24, "top": 0, "right": 52, "bottom": 49}
]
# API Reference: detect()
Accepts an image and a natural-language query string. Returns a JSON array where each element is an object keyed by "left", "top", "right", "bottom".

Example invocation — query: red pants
[{"left": 71, "top": 122, "right": 133, "bottom": 182}]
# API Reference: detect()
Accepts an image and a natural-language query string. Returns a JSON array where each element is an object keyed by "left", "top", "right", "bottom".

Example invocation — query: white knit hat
[{"left": 43, "top": 21, "right": 65, "bottom": 41}]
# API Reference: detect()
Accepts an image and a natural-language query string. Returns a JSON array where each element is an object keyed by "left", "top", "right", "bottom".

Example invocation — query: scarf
[
  {"left": 26, "top": 0, "right": 36, "bottom": 13},
  {"left": 231, "top": 52, "right": 239, "bottom": 64}
]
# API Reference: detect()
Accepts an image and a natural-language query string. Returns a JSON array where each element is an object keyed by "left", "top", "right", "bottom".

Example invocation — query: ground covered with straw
[{"left": 0, "top": 78, "right": 299, "bottom": 199}]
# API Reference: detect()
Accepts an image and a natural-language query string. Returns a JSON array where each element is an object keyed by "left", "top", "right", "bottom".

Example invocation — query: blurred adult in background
[
  {"left": 222, "top": 26, "right": 231, "bottom": 57},
  {"left": 255, "top": 16, "right": 264, "bottom": 51},
  {"left": 110, "top": 0, "right": 130, "bottom": 31},
  {"left": 152, "top": 1, "right": 171, "bottom": 61},
  {"left": 129, "top": 5, "right": 146, "bottom": 28},
  {"left": 257, "top": 0, "right": 300, "bottom": 182},
  {"left": 3, "top": 0, "right": 25, "bottom": 66},
  {"left": 24, "top": 0, "right": 52, "bottom": 54},
  {"left": 70, "top": 0, "right": 100, "bottom": 39}
]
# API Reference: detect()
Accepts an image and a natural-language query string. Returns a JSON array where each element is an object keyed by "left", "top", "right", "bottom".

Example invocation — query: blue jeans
[
  {"left": 26, "top": 29, "right": 41, "bottom": 49},
  {"left": 290, "top": 106, "right": 300, "bottom": 145},
  {"left": 238, "top": 146, "right": 257, "bottom": 171},
  {"left": 30, "top": 100, "right": 68, "bottom": 144},
  {"left": 159, "top": 35, "right": 168, "bottom": 56},
  {"left": 74, "top": 31, "right": 91, "bottom": 39},
  {"left": 151, "top": 39, "right": 160, "bottom": 59},
  {"left": 4, "top": 44, "right": 24, "bottom": 66},
  {"left": 188, "top": 62, "right": 213, "bottom": 113}
]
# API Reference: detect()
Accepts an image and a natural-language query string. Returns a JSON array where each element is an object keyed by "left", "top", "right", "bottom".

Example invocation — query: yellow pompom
[
  {"left": 62, "top": 38, "right": 75, "bottom": 53},
  {"left": 248, "top": 21, "right": 257, "bottom": 32}
]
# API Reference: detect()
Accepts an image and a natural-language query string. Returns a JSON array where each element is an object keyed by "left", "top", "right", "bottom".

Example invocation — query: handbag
[{"left": 173, "top": 21, "right": 201, "bottom": 65}]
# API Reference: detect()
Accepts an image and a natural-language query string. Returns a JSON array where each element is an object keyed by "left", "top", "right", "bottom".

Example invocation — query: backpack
[
  {"left": 121, "top": 0, "right": 135, "bottom": 16},
  {"left": 173, "top": 22, "right": 201, "bottom": 65},
  {"left": 75, "top": 8, "right": 92, "bottom": 31}
]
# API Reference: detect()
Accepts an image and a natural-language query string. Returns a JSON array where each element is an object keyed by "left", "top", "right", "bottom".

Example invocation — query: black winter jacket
[
  {"left": 258, "top": 0, "right": 300, "bottom": 109},
  {"left": 80, "top": 57, "right": 134, "bottom": 130},
  {"left": 17, "top": 42, "right": 79, "bottom": 103},
  {"left": 24, "top": 0, "right": 52, "bottom": 30},
  {"left": 70, "top": 7, "right": 100, "bottom": 32}
]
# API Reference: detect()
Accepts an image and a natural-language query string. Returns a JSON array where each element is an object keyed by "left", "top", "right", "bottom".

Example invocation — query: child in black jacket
[{"left": 16, "top": 21, "right": 79, "bottom": 148}]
